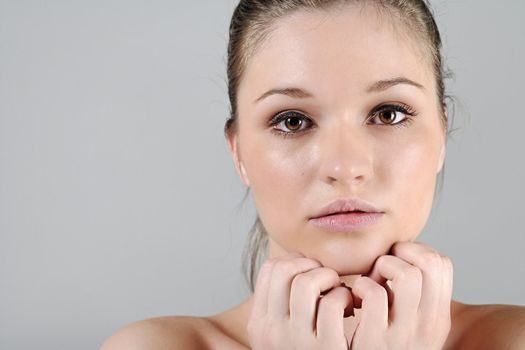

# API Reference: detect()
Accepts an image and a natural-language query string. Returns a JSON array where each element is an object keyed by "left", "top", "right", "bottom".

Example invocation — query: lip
[
  {"left": 310, "top": 198, "right": 383, "bottom": 219},
  {"left": 309, "top": 212, "right": 384, "bottom": 232},
  {"left": 309, "top": 198, "right": 384, "bottom": 233}
]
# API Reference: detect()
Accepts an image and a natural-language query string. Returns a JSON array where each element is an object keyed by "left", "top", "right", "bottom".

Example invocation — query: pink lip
[
  {"left": 309, "top": 197, "right": 384, "bottom": 232},
  {"left": 310, "top": 198, "right": 383, "bottom": 219},
  {"left": 309, "top": 212, "right": 384, "bottom": 232}
]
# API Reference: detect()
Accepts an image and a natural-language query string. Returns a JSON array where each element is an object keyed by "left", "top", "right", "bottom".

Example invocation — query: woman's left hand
[{"left": 348, "top": 241, "right": 454, "bottom": 350}]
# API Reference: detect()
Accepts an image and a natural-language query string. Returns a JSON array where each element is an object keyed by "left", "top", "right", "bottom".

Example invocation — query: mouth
[
  {"left": 310, "top": 197, "right": 383, "bottom": 220},
  {"left": 309, "top": 198, "right": 384, "bottom": 232},
  {"left": 309, "top": 211, "right": 384, "bottom": 232},
  {"left": 324, "top": 210, "right": 366, "bottom": 216}
]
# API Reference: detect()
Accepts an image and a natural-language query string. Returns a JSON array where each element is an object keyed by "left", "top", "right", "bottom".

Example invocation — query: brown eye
[
  {"left": 368, "top": 104, "right": 416, "bottom": 127},
  {"left": 378, "top": 110, "right": 397, "bottom": 124},
  {"left": 284, "top": 116, "right": 303, "bottom": 131},
  {"left": 270, "top": 110, "right": 313, "bottom": 135}
]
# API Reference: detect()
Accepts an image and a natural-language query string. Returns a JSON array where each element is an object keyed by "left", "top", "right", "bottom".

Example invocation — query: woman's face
[{"left": 228, "top": 5, "right": 446, "bottom": 276}]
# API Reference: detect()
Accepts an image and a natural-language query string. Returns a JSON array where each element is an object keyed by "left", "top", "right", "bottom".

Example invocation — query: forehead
[{"left": 238, "top": 4, "right": 434, "bottom": 102}]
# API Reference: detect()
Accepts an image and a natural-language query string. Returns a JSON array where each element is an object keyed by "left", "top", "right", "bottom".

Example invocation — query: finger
[
  {"left": 366, "top": 255, "right": 387, "bottom": 285},
  {"left": 366, "top": 257, "right": 394, "bottom": 307},
  {"left": 266, "top": 255, "right": 323, "bottom": 320},
  {"left": 251, "top": 253, "right": 305, "bottom": 319},
  {"left": 351, "top": 276, "right": 388, "bottom": 331},
  {"left": 288, "top": 267, "right": 342, "bottom": 331},
  {"left": 250, "top": 259, "right": 276, "bottom": 320},
  {"left": 390, "top": 241, "right": 453, "bottom": 318},
  {"left": 366, "top": 254, "right": 422, "bottom": 326},
  {"left": 316, "top": 286, "right": 353, "bottom": 339}
]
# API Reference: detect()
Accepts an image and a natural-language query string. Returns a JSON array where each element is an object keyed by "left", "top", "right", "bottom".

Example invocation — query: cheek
[
  {"left": 239, "top": 137, "right": 312, "bottom": 232},
  {"left": 383, "top": 134, "right": 440, "bottom": 238}
]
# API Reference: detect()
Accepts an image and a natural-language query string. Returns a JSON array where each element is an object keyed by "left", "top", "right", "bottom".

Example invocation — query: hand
[
  {"left": 247, "top": 252, "right": 353, "bottom": 350},
  {"left": 348, "top": 241, "right": 454, "bottom": 350}
]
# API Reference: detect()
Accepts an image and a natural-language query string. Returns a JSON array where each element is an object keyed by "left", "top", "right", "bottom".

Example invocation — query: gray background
[{"left": 1, "top": 0, "right": 524, "bottom": 349}]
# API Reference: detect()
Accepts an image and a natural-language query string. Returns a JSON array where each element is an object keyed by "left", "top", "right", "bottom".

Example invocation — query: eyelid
[
  {"left": 369, "top": 103, "right": 417, "bottom": 117},
  {"left": 367, "top": 103, "right": 416, "bottom": 121},
  {"left": 268, "top": 102, "right": 417, "bottom": 137},
  {"left": 270, "top": 109, "right": 310, "bottom": 122},
  {"left": 268, "top": 110, "right": 314, "bottom": 133}
]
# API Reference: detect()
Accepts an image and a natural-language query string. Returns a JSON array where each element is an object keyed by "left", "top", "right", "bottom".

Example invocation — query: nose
[{"left": 318, "top": 122, "right": 374, "bottom": 188}]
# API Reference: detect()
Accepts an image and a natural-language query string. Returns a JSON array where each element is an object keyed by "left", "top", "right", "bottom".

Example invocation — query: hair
[{"left": 224, "top": 0, "right": 455, "bottom": 292}]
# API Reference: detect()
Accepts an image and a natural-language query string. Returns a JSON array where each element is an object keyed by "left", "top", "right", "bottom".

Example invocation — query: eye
[
  {"left": 269, "top": 110, "right": 314, "bottom": 136},
  {"left": 368, "top": 103, "right": 417, "bottom": 128}
]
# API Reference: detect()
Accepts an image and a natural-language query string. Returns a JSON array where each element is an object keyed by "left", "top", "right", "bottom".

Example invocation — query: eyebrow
[
  {"left": 254, "top": 77, "right": 424, "bottom": 104},
  {"left": 366, "top": 77, "right": 425, "bottom": 93},
  {"left": 254, "top": 87, "right": 313, "bottom": 104}
]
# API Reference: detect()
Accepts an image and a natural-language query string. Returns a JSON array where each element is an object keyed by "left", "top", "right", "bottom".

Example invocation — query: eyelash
[{"left": 268, "top": 103, "right": 418, "bottom": 138}]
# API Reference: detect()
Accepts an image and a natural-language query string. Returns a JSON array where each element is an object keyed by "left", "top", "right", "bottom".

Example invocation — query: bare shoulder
[
  {"left": 99, "top": 316, "right": 215, "bottom": 350},
  {"left": 452, "top": 302, "right": 525, "bottom": 350}
]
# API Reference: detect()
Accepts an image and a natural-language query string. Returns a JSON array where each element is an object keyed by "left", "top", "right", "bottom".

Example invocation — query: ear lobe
[
  {"left": 227, "top": 134, "right": 250, "bottom": 187},
  {"left": 437, "top": 108, "right": 448, "bottom": 174},
  {"left": 238, "top": 160, "right": 250, "bottom": 187},
  {"left": 437, "top": 142, "right": 446, "bottom": 174}
]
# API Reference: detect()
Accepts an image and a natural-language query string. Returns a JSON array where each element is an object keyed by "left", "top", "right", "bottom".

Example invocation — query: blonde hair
[{"left": 224, "top": 0, "right": 453, "bottom": 292}]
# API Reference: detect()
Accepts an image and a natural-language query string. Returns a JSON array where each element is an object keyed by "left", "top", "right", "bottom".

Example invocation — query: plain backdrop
[{"left": 1, "top": 0, "right": 524, "bottom": 349}]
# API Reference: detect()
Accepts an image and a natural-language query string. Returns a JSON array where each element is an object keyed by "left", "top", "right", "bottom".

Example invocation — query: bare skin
[
  {"left": 99, "top": 299, "right": 525, "bottom": 349},
  {"left": 207, "top": 298, "right": 523, "bottom": 350},
  {"left": 100, "top": 4, "right": 525, "bottom": 349}
]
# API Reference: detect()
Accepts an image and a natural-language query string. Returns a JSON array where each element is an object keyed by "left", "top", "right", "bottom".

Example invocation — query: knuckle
[
  {"left": 399, "top": 265, "right": 422, "bottom": 282},
  {"left": 271, "top": 257, "right": 321, "bottom": 278},
  {"left": 356, "top": 277, "right": 387, "bottom": 299},
  {"left": 272, "top": 259, "right": 298, "bottom": 276},
  {"left": 378, "top": 254, "right": 392, "bottom": 263},
  {"left": 416, "top": 251, "right": 443, "bottom": 275},
  {"left": 255, "top": 260, "right": 274, "bottom": 283},
  {"left": 291, "top": 267, "right": 339, "bottom": 291},
  {"left": 291, "top": 273, "right": 314, "bottom": 291},
  {"left": 319, "top": 267, "right": 340, "bottom": 281},
  {"left": 391, "top": 241, "right": 404, "bottom": 250},
  {"left": 375, "top": 254, "right": 391, "bottom": 268},
  {"left": 320, "top": 296, "right": 342, "bottom": 313},
  {"left": 369, "top": 284, "right": 387, "bottom": 300},
  {"left": 352, "top": 276, "right": 366, "bottom": 289},
  {"left": 441, "top": 255, "right": 454, "bottom": 270},
  {"left": 391, "top": 240, "right": 409, "bottom": 254},
  {"left": 320, "top": 287, "right": 348, "bottom": 309},
  {"left": 420, "top": 251, "right": 443, "bottom": 266}
]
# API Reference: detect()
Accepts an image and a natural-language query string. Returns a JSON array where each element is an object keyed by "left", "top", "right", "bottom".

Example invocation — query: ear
[
  {"left": 437, "top": 109, "right": 447, "bottom": 174},
  {"left": 227, "top": 133, "right": 250, "bottom": 187},
  {"left": 437, "top": 142, "right": 446, "bottom": 174}
]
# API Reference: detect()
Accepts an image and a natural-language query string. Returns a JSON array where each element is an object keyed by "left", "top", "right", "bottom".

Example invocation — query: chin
[
  {"left": 316, "top": 254, "right": 376, "bottom": 276},
  {"left": 305, "top": 237, "right": 394, "bottom": 276}
]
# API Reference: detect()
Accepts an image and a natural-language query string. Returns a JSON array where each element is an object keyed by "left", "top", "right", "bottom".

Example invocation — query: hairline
[{"left": 235, "top": 2, "right": 442, "bottom": 119}]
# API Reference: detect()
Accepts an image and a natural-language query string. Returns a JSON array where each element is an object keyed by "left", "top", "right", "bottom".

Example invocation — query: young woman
[{"left": 101, "top": 1, "right": 525, "bottom": 349}]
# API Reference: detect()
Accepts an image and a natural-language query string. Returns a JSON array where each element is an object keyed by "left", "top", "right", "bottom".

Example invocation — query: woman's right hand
[{"left": 247, "top": 252, "right": 353, "bottom": 349}]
